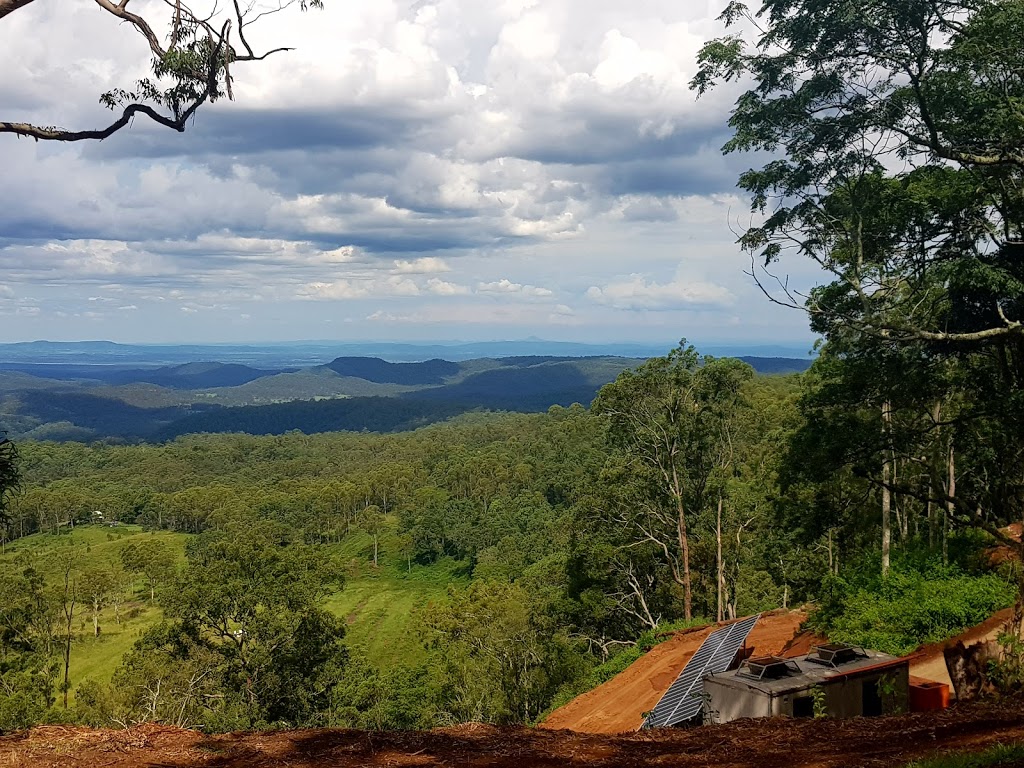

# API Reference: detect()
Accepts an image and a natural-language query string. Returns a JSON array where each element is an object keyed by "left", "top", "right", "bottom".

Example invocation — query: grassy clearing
[
  {"left": 325, "top": 528, "right": 467, "bottom": 666},
  {"left": 2, "top": 525, "right": 468, "bottom": 698},
  {"left": 0, "top": 526, "right": 190, "bottom": 701},
  {"left": 1, "top": 525, "right": 188, "bottom": 575},
  {"left": 906, "top": 743, "right": 1024, "bottom": 767}
]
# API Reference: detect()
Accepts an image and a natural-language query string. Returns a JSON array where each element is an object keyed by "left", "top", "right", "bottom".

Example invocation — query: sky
[{"left": 0, "top": 0, "right": 823, "bottom": 348}]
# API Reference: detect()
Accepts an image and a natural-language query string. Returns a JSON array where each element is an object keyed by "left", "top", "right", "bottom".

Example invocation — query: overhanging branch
[
  {"left": 1, "top": 0, "right": 313, "bottom": 142},
  {"left": 0, "top": 101, "right": 202, "bottom": 142},
  {"left": 0, "top": 0, "right": 36, "bottom": 21}
]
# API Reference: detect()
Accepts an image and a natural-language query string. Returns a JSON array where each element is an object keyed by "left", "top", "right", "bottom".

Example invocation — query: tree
[
  {"left": 693, "top": 0, "right": 1022, "bottom": 345},
  {"left": 422, "top": 581, "right": 584, "bottom": 725},
  {"left": 0, "top": 436, "right": 19, "bottom": 553},
  {"left": 0, "top": 564, "right": 59, "bottom": 732},
  {"left": 0, "top": 0, "right": 324, "bottom": 142},
  {"left": 694, "top": 0, "right": 1024, "bottom": 565},
  {"left": 120, "top": 539, "right": 175, "bottom": 603},
  {"left": 355, "top": 504, "right": 386, "bottom": 567},
  {"left": 81, "top": 567, "right": 117, "bottom": 638},
  {"left": 155, "top": 520, "right": 345, "bottom": 727},
  {"left": 592, "top": 343, "right": 754, "bottom": 620},
  {"left": 51, "top": 547, "right": 80, "bottom": 710}
]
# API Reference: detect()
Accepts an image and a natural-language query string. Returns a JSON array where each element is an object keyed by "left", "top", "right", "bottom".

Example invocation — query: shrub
[{"left": 808, "top": 567, "right": 1014, "bottom": 656}]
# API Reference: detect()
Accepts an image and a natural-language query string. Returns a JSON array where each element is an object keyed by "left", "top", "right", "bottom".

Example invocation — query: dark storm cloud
[
  {"left": 507, "top": 115, "right": 727, "bottom": 168},
  {"left": 82, "top": 106, "right": 422, "bottom": 162}
]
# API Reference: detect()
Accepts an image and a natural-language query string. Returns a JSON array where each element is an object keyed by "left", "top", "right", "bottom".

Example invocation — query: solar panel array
[{"left": 641, "top": 613, "right": 760, "bottom": 729}]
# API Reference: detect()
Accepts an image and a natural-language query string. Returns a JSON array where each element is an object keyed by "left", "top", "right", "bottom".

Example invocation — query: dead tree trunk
[
  {"left": 945, "top": 443, "right": 955, "bottom": 566},
  {"left": 716, "top": 495, "right": 724, "bottom": 623},
  {"left": 882, "top": 401, "right": 892, "bottom": 577}
]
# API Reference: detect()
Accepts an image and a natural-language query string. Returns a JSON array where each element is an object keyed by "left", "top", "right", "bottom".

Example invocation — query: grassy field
[
  {"left": 2, "top": 524, "right": 464, "bottom": 700},
  {"left": 1, "top": 525, "right": 189, "bottom": 702},
  {"left": 325, "top": 528, "right": 465, "bottom": 666},
  {"left": 906, "top": 743, "right": 1024, "bottom": 767}
]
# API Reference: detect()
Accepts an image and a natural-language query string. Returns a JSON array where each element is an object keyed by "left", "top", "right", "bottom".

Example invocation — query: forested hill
[
  {"left": 156, "top": 397, "right": 468, "bottom": 439},
  {"left": 323, "top": 357, "right": 460, "bottom": 384},
  {"left": 0, "top": 354, "right": 812, "bottom": 442}
]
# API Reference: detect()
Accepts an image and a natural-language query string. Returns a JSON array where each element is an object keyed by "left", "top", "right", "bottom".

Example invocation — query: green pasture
[{"left": 1, "top": 524, "right": 465, "bottom": 699}]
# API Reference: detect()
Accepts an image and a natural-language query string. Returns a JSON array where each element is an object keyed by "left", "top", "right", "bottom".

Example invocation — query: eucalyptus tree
[
  {"left": 0, "top": 0, "right": 324, "bottom": 142},
  {"left": 146, "top": 520, "right": 345, "bottom": 728},
  {"left": 592, "top": 343, "right": 754, "bottom": 620}
]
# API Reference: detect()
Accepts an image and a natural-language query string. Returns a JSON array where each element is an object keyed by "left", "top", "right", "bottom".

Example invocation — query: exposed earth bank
[{"left": 4, "top": 699, "right": 1024, "bottom": 768}]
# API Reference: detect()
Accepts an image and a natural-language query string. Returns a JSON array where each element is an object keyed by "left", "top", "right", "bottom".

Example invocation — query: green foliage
[
  {"left": 3, "top": 366, "right": 1018, "bottom": 733},
  {"left": 0, "top": 435, "right": 19, "bottom": 537},
  {"left": 986, "top": 633, "right": 1024, "bottom": 695},
  {"left": 810, "top": 685, "right": 827, "bottom": 719},
  {"left": 0, "top": 563, "right": 58, "bottom": 733},
  {"left": 590, "top": 343, "right": 756, "bottom": 621},
  {"left": 120, "top": 539, "right": 175, "bottom": 601},
  {"left": 106, "top": 520, "right": 347, "bottom": 730},
  {"left": 323, "top": 653, "right": 434, "bottom": 730},
  {"left": 422, "top": 580, "right": 588, "bottom": 725},
  {"left": 905, "top": 743, "right": 1024, "bottom": 768},
  {"left": 809, "top": 564, "right": 1014, "bottom": 656}
]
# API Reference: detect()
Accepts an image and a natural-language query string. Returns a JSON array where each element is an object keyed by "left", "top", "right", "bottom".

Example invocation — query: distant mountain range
[
  {"left": 0, "top": 345, "right": 814, "bottom": 443},
  {"left": 0, "top": 339, "right": 815, "bottom": 365}
]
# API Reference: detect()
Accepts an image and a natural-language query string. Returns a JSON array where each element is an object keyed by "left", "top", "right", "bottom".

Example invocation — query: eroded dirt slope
[{"left": 4, "top": 699, "right": 1024, "bottom": 768}]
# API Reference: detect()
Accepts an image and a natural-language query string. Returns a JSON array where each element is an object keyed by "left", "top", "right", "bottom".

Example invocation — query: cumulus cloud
[
  {"left": 425, "top": 278, "right": 470, "bottom": 295},
  {"left": 477, "top": 279, "right": 554, "bottom": 298},
  {"left": 0, "top": 0, "right": 819, "bottom": 345},
  {"left": 393, "top": 257, "right": 452, "bottom": 273},
  {"left": 586, "top": 274, "right": 734, "bottom": 310},
  {"left": 298, "top": 280, "right": 371, "bottom": 301}
]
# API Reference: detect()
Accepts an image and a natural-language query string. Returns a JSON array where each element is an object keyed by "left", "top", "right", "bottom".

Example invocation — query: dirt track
[
  {"left": 540, "top": 610, "right": 823, "bottom": 734},
  {"left": 4, "top": 699, "right": 1024, "bottom": 768}
]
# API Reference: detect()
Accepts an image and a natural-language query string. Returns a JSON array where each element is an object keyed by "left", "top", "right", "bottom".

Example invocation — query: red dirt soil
[
  {"left": 539, "top": 610, "right": 823, "bottom": 734},
  {"left": 987, "top": 523, "right": 1022, "bottom": 566},
  {"left": 5, "top": 698, "right": 1024, "bottom": 768}
]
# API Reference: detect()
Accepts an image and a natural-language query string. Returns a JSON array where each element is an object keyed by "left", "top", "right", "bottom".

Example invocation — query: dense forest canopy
[
  {"left": 1, "top": 341, "right": 1018, "bottom": 731},
  {"left": 4, "top": 0, "right": 1024, "bottom": 737}
]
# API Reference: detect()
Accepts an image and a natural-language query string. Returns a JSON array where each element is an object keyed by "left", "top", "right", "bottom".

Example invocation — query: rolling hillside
[{"left": 0, "top": 354, "right": 812, "bottom": 442}]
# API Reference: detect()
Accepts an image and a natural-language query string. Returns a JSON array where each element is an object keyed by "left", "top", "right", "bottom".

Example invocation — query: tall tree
[
  {"left": 592, "top": 343, "right": 754, "bottom": 620},
  {"left": 694, "top": 0, "right": 1024, "bottom": 562},
  {"left": 0, "top": 436, "right": 19, "bottom": 554}
]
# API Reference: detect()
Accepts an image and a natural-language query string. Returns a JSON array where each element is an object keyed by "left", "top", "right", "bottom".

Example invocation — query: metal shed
[{"left": 703, "top": 644, "right": 910, "bottom": 723}]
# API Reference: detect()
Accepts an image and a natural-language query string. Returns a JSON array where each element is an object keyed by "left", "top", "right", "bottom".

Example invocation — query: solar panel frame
[{"left": 641, "top": 613, "right": 760, "bottom": 729}]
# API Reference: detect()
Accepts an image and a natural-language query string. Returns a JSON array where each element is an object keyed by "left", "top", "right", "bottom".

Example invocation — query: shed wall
[
  {"left": 705, "top": 682, "right": 772, "bottom": 723},
  {"left": 824, "top": 666, "right": 909, "bottom": 718},
  {"left": 706, "top": 662, "right": 910, "bottom": 724}
]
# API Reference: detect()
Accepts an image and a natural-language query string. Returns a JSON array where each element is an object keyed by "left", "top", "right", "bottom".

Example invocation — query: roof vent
[
  {"left": 736, "top": 656, "right": 801, "bottom": 681},
  {"left": 806, "top": 643, "right": 867, "bottom": 668}
]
